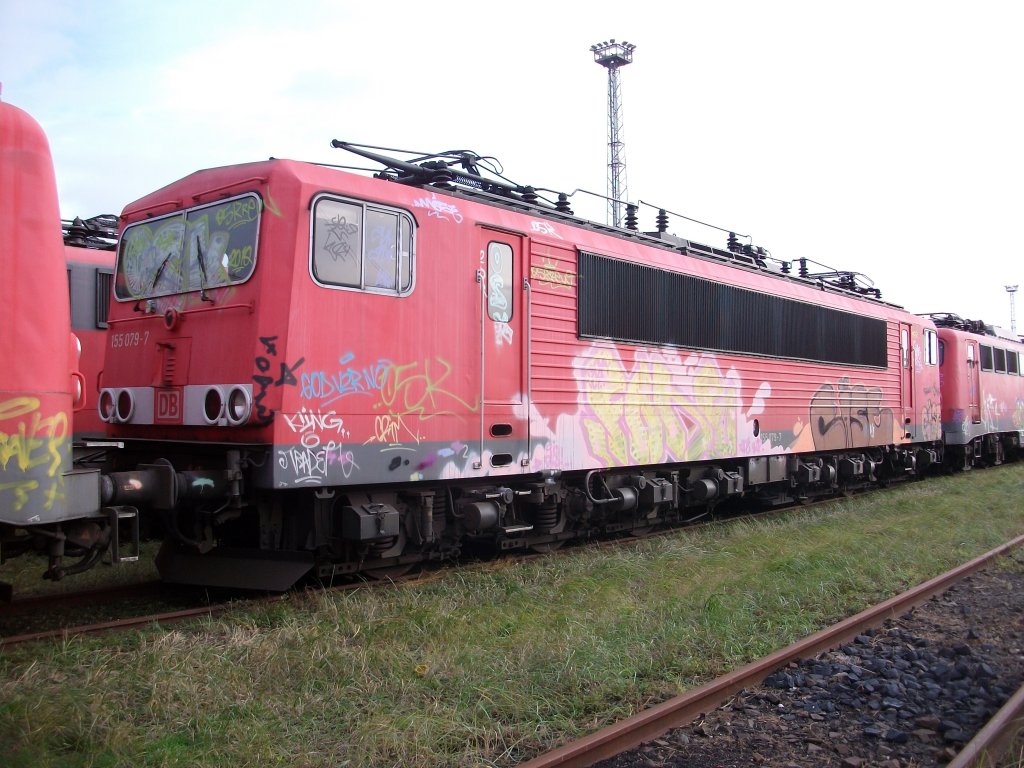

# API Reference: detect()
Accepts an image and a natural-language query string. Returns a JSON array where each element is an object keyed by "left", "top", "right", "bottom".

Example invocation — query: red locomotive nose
[{"left": 0, "top": 99, "right": 75, "bottom": 525}]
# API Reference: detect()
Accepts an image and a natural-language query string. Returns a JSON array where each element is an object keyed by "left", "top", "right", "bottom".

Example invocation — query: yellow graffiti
[
  {"left": 43, "top": 477, "right": 66, "bottom": 509},
  {"left": 0, "top": 479, "right": 39, "bottom": 512},
  {"left": 0, "top": 397, "right": 69, "bottom": 477},
  {"left": 685, "top": 357, "right": 743, "bottom": 458},
  {"left": 227, "top": 245, "right": 255, "bottom": 271},
  {"left": 1, "top": 395, "right": 70, "bottom": 514},
  {"left": 119, "top": 219, "right": 186, "bottom": 298},
  {"left": 576, "top": 349, "right": 745, "bottom": 465},
  {"left": 378, "top": 357, "right": 480, "bottom": 420},
  {"left": 0, "top": 396, "right": 39, "bottom": 422},
  {"left": 0, "top": 477, "right": 65, "bottom": 514},
  {"left": 366, "top": 413, "right": 422, "bottom": 445},
  {"left": 530, "top": 260, "right": 576, "bottom": 290},
  {"left": 214, "top": 197, "right": 259, "bottom": 229},
  {"left": 264, "top": 188, "right": 283, "bottom": 218}
]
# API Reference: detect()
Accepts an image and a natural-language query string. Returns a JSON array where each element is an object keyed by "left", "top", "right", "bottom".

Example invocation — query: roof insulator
[
  {"left": 656, "top": 209, "right": 669, "bottom": 233},
  {"left": 65, "top": 217, "right": 89, "bottom": 246},
  {"left": 624, "top": 203, "right": 638, "bottom": 231}
]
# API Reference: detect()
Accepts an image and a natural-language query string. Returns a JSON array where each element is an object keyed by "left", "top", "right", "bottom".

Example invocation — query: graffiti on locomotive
[
  {"left": 115, "top": 194, "right": 260, "bottom": 300},
  {"left": 0, "top": 396, "right": 69, "bottom": 512}
]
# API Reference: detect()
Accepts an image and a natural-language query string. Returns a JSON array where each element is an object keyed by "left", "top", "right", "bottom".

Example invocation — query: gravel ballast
[{"left": 595, "top": 560, "right": 1024, "bottom": 767}]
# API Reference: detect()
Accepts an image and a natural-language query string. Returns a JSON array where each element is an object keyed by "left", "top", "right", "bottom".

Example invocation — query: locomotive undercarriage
[
  {"left": 0, "top": 508, "right": 140, "bottom": 592},
  {"left": 4, "top": 436, "right": 963, "bottom": 588},
  {"left": 1, "top": 448, "right": 143, "bottom": 586},
  {"left": 149, "top": 440, "right": 946, "bottom": 591},
  {"left": 945, "top": 431, "right": 1021, "bottom": 471},
  {"left": 0, "top": 507, "right": 140, "bottom": 585}
]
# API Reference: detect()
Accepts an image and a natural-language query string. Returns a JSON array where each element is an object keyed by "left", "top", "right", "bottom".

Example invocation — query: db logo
[{"left": 156, "top": 389, "right": 182, "bottom": 423}]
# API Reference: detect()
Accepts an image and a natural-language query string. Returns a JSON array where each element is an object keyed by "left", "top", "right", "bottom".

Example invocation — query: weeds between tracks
[{"left": 2, "top": 465, "right": 1023, "bottom": 767}]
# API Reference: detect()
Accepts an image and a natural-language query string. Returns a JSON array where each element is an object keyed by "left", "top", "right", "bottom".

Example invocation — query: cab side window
[
  {"left": 924, "top": 329, "right": 938, "bottom": 365},
  {"left": 312, "top": 195, "right": 414, "bottom": 295},
  {"left": 980, "top": 345, "right": 993, "bottom": 371}
]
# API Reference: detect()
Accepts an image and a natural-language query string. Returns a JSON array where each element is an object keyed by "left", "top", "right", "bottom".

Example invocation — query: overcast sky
[{"left": 2, "top": 0, "right": 1021, "bottom": 331}]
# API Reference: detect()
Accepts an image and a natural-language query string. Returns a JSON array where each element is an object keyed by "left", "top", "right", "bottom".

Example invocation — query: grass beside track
[
  {"left": 2, "top": 465, "right": 1023, "bottom": 767},
  {"left": 2, "top": 541, "right": 162, "bottom": 599}
]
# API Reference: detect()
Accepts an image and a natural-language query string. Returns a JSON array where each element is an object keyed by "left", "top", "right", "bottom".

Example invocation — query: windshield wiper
[
  {"left": 195, "top": 236, "right": 213, "bottom": 303},
  {"left": 148, "top": 251, "right": 174, "bottom": 294}
]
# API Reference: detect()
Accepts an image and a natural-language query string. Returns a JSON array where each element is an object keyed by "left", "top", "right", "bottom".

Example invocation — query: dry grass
[{"left": 2, "top": 464, "right": 1023, "bottom": 766}]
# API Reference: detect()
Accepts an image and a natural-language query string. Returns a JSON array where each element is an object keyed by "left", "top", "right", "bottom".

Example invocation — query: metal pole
[
  {"left": 591, "top": 40, "right": 636, "bottom": 227},
  {"left": 1007, "top": 285, "right": 1018, "bottom": 335}
]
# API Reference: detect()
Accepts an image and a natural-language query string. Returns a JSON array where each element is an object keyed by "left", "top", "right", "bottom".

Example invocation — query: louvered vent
[
  {"left": 578, "top": 251, "right": 887, "bottom": 368},
  {"left": 95, "top": 269, "right": 114, "bottom": 329}
]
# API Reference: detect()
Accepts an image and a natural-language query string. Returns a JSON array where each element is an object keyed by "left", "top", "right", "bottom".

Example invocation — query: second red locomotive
[
  {"left": 0, "top": 97, "right": 133, "bottom": 583},
  {"left": 926, "top": 314, "right": 1024, "bottom": 468}
]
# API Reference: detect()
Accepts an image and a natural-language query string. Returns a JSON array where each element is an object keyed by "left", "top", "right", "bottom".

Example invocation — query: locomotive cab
[
  {"left": 101, "top": 159, "right": 546, "bottom": 588},
  {"left": 0, "top": 98, "right": 136, "bottom": 583}
]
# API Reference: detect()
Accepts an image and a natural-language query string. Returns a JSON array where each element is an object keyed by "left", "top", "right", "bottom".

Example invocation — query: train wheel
[{"left": 363, "top": 529, "right": 416, "bottom": 580}]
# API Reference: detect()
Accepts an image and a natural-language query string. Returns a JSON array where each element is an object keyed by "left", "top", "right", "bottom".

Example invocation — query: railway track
[
  {"left": 0, "top": 577, "right": 382, "bottom": 651},
  {"left": 2, "top": 476, "right": 1021, "bottom": 765},
  {"left": 519, "top": 533, "right": 1024, "bottom": 768},
  {"left": 1, "top": 580, "right": 164, "bottom": 616},
  {"left": 0, "top": 491, "right": 859, "bottom": 651},
  {"left": 0, "top": 580, "right": 217, "bottom": 649}
]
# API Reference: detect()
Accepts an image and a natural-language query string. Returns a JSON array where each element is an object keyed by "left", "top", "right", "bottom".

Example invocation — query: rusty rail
[
  {"left": 0, "top": 604, "right": 235, "bottom": 650},
  {"left": 947, "top": 679, "right": 1024, "bottom": 768},
  {"left": 520, "top": 533, "right": 1024, "bottom": 768}
]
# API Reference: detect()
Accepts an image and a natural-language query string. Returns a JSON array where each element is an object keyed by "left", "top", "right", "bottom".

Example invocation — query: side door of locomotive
[
  {"left": 478, "top": 228, "right": 529, "bottom": 470},
  {"left": 966, "top": 340, "right": 981, "bottom": 423},
  {"left": 899, "top": 323, "right": 915, "bottom": 437}
]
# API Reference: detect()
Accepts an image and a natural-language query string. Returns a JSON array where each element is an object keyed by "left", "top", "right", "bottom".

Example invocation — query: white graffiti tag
[
  {"left": 282, "top": 407, "right": 348, "bottom": 437},
  {"left": 412, "top": 193, "right": 463, "bottom": 224},
  {"left": 530, "top": 220, "right": 563, "bottom": 239},
  {"left": 493, "top": 321, "right": 514, "bottom": 346}
]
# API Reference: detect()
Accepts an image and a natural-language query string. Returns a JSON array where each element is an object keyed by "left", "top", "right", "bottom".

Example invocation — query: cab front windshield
[{"left": 115, "top": 194, "right": 261, "bottom": 300}]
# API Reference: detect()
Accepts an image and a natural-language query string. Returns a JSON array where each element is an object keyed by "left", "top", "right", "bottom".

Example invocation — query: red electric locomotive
[
  {"left": 924, "top": 314, "right": 1024, "bottom": 467},
  {"left": 95, "top": 143, "right": 944, "bottom": 589},
  {"left": 0, "top": 97, "right": 135, "bottom": 583},
  {"left": 64, "top": 215, "right": 117, "bottom": 439}
]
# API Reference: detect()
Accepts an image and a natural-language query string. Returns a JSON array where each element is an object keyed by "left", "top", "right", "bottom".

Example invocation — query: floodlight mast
[
  {"left": 1008, "top": 285, "right": 1019, "bottom": 335},
  {"left": 591, "top": 39, "right": 635, "bottom": 227}
]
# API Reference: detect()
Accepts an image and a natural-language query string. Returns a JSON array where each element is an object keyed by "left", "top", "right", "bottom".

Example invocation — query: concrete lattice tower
[{"left": 591, "top": 39, "right": 636, "bottom": 227}]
